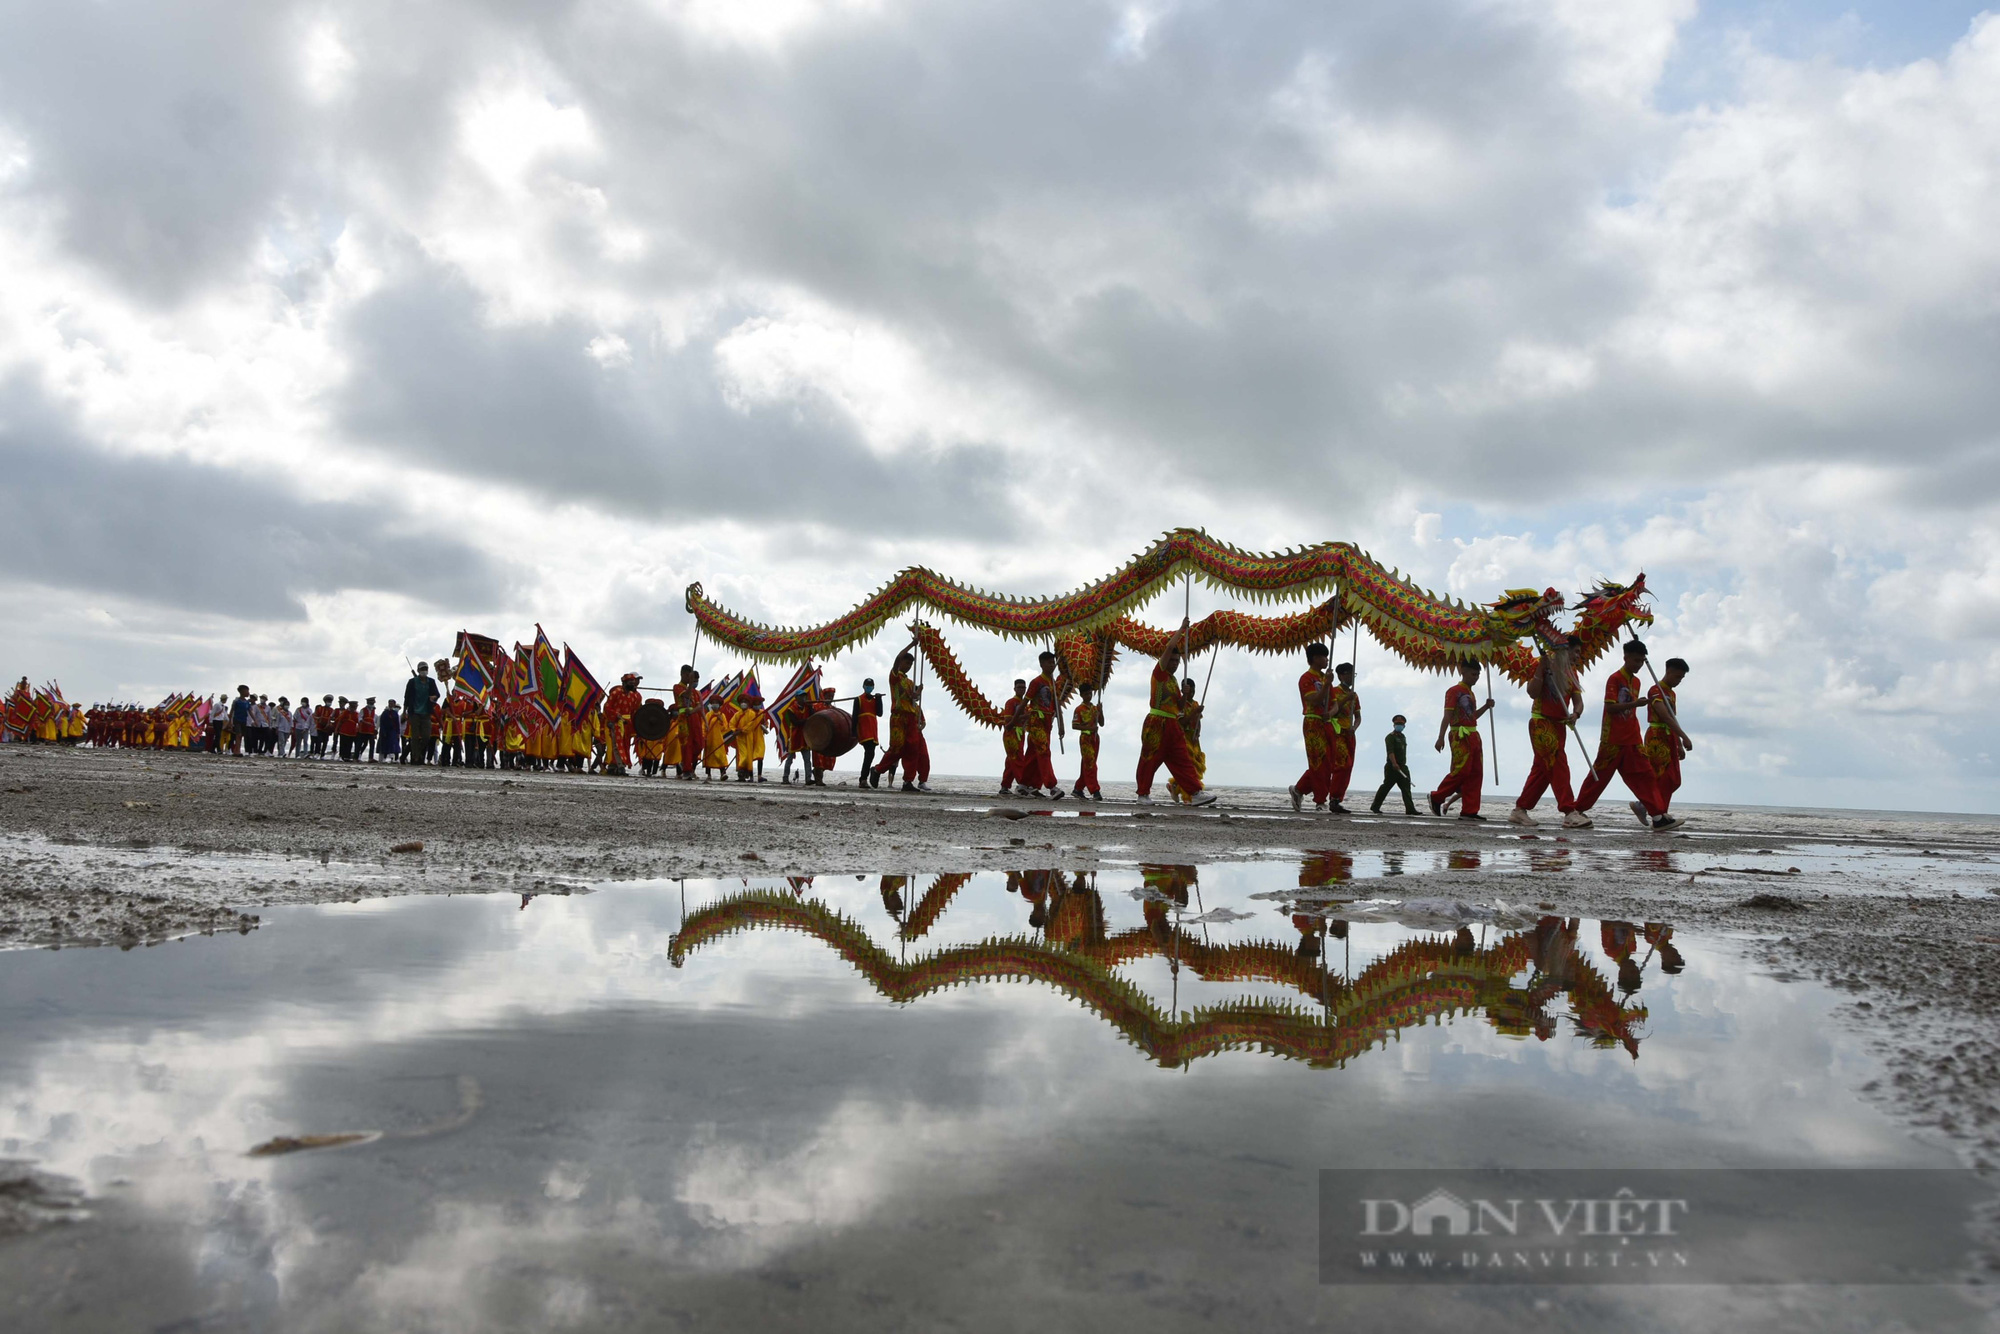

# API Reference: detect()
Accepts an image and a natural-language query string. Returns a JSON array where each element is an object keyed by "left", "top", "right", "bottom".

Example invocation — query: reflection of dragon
[
  {"left": 689, "top": 529, "right": 1652, "bottom": 729},
  {"left": 669, "top": 888, "right": 1644, "bottom": 1069}
]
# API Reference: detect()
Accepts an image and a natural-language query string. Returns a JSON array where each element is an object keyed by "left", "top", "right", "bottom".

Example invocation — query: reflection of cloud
[
  {"left": 0, "top": 879, "right": 1954, "bottom": 1325},
  {"left": 676, "top": 1097, "right": 1004, "bottom": 1264}
]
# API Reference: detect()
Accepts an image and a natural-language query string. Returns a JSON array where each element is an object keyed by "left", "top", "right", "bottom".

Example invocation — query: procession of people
[{"left": 4, "top": 611, "right": 1694, "bottom": 828}]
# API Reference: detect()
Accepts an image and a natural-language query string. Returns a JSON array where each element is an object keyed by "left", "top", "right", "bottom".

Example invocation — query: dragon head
[
  {"left": 1572, "top": 575, "right": 1654, "bottom": 630},
  {"left": 1484, "top": 586, "right": 1567, "bottom": 646}
]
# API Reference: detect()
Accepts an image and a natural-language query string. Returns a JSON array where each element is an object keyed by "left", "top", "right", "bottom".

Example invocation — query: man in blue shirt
[{"left": 228, "top": 686, "right": 252, "bottom": 757}]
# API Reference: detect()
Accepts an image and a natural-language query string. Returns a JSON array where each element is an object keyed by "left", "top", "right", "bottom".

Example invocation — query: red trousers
[
  {"left": 1295, "top": 718, "right": 1332, "bottom": 803},
  {"left": 1022, "top": 726, "right": 1056, "bottom": 789},
  {"left": 1136, "top": 716, "right": 1202, "bottom": 797},
  {"left": 1576, "top": 740, "right": 1666, "bottom": 817},
  {"left": 1430, "top": 729, "right": 1483, "bottom": 815},
  {"left": 875, "top": 721, "right": 930, "bottom": 783},
  {"left": 1073, "top": 734, "right": 1100, "bottom": 795},
  {"left": 1515, "top": 716, "right": 1575, "bottom": 812},
  {"left": 1326, "top": 726, "right": 1355, "bottom": 802},
  {"left": 1647, "top": 737, "right": 1682, "bottom": 805},
  {"left": 1001, "top": 728, "right": 1024, "bottom": 788}
]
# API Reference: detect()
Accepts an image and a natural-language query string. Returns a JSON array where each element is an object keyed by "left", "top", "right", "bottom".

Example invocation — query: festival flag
[
  {"left": 453, "top": 632, "right": 498, "bottom": 702},
  {"left": 561, "top": 644, "right": 604, "bottom": 721},
  {"left": 765, "top": 664, "right": 820, "bottom": 763},
  {"left": 531, "top": 627, "right": 563, "bottom": 725},
  {"left": 513, "top": 643, "right": 534, "bottom": 701}
]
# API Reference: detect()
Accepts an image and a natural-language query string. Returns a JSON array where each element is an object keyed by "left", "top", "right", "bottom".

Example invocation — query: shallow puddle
[{"left": 0, "top": 863, "right": 1988, "bottom": 1331}]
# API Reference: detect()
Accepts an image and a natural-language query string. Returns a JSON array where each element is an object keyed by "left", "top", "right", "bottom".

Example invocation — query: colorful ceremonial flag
[
  {"left": 512, "top": 643, "right": 534, "bottom": 701},
  {"left": 765, "top": 664, "right": 820, "bottom": 763},
  {"left": 560, "top": 645, "right": 604, "bottom": 721},
  {"left": 531, "top": 627, "right": 563, "bottom": 725},
  {"left": 453, "top": 632, "right": 499, "bottom": 701}
]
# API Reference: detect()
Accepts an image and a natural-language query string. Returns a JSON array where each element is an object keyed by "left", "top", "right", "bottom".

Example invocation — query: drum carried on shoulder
[{"left": 801, "top": 708, "right": 856, "bottom": 757}]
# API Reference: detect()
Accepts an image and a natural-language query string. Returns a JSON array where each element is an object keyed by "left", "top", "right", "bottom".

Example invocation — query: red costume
[
  {"left": 1294, "top": 667, "right": 1332, "bottom": 804},
  {"left": 1022, "top": 671, "right": 1060, "bottom": 790},
  {"left": 1135, "top": 663, "right": 1202, "bottom": 798},
  {"left": 1515, "top": 655, "right": 1579, "bottom": 814},
  {"left": 1429, "top": 682, "right": 1483, "bottom": 815},
  {"left": 1576, "top": 666, "right": 1667, "bottom": 817},
  {"left": 1070, "top": 699, "right": 1102, "bottom": 798},
  {"left": 872, "top": 666, "right": 929, "bottom": 784},
  {"left": 603, "top": 677, "right": 642, "bottom": 770},
  {"left": 1644, "top": 682, "right": 1683, "bottom": 803}
]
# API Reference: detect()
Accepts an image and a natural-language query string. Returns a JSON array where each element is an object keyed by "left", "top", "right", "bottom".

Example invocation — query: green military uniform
[{"left": 1371, "top": 728, "right": 1417, "bottom": 814}]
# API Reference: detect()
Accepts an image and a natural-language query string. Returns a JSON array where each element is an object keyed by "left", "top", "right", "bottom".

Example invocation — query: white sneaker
[
  {"left": 1191, "top": 792, "right": 1219, "bottom": 807},
  {"left": 916, "top": 782, "right": 932, "bottom": 792},
  {"left": 1562, "top": 810, "right": 1593, "bottom": 829},
  {"left": 1507, "top": 807, "right": 1537, "bottom": 827},
  {"left": 1628, "top": 801, "right": 1650, "bottom": 828},
  {"left": 1135, "top": 795, "right": 1155, "bottom": 805},
  {"left": 1288, "top": 783, "right": 1303, "bottom": 812},
  {"left": 1047, "top": 787, "right": 1066, "bottom": 800},
  {"left": 1652, "top": 815, "right": 1685, "bottom": 832}
]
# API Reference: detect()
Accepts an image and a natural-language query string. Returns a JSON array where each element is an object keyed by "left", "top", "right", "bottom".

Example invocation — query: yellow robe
[
  {"left": 703, "top": 710, "right": 729, "bottom": 769},
  {"left": 732, "top": 706, "right": 765, "bottom": 765}
]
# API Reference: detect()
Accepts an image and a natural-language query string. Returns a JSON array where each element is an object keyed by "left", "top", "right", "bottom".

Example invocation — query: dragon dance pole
[{"left": 1483, "top": 661, "right": 1501, "bottom": 784}]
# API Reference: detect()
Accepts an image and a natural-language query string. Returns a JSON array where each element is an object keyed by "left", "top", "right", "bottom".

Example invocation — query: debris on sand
[
  {"left": 0, "top": 1161, "right": 89, "bottom": 1234},
  {"left": 389, "top": 841, "right": 424, "bottom": 854},
  {"left": 248, "top": 1131, "right": 379, "bottom": 1157},
  {"left": 740, "top": 851, "right": 761, "bottom": 861},
  {"left": 1745, "top": 892, "right": 1807, "bottom": 911}
]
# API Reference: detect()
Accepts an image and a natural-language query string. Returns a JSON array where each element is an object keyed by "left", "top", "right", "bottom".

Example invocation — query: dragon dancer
[
  {"left": 1167, "top": 677, "right": 1206, "bottom": 803},
  {"left": 1288, "top": 642, "right": 1333, "bottom": 813},
  {"left": 998, "top": 679, "right": 1027, "bottom": 795},
  {"left": 1023, "top": 650, "right": 1065, "bottom": 799},
  {"left": 1511, "top": 633, "right": 1590, "bottom": 828},
  {"left": 1135, "top": 619, "right": 1216, "bottom": 807},
  {"left": 870, "top": 646, "right": 931, "bottom": 792},
  {"left": 1428, "top": 660, "right": 1493, "bottom": 820},
  {"left": 1645, "top": 657, "right": 1692, "bottom": 808},
  {"left": 1070, "top": 684, "right": 1103, "bottom": 800},
  {"left": 1575, "top": 640, "right": 1682, "bottom": 831},
  {"left": 1326, "top": 661, "right": 1360, "bottom": 813}
]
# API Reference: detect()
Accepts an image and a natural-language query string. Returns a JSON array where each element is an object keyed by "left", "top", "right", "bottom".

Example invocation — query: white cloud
[{"left": 2, "top": 0, "right": 2000, "bottom": 807}]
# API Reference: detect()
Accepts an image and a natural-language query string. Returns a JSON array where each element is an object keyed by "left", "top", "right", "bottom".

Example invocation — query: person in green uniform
[{"left": 1370, "top": 714, "right": 1418, "bottom": 814}]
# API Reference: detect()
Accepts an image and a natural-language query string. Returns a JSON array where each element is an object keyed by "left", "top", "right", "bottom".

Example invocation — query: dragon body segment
[{"left": 687, "top": 529, "right": 1654, "bottom": 730}]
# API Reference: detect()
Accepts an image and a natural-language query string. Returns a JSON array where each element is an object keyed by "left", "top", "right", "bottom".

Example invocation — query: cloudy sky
[{"left": 3, "top": 0, "right": 1998, "bottom": 811}]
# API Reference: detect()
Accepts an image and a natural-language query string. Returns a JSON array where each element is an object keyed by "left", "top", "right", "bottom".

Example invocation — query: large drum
[
  {"left": 633, "top": 699, "right": 672, "bottom": 741},
  {"left": 801, "top": 707, "right": 857, "bottom": 757}
]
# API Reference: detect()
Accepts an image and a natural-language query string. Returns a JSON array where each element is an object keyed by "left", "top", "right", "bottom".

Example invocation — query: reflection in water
[{"left": 668, "top": 869, "right": 1669, "bottom": 1069}]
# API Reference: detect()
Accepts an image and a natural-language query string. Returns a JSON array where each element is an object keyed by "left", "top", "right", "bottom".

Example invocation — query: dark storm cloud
[
  {"left": 334, "top": 263, "right": 1016, "bottom": 534},
  {"left": 0, "top": 376, "right": 506, "bottom": 619}
]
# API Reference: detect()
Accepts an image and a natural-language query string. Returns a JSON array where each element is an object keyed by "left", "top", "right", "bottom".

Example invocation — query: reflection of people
[
  {"left": 1370, "top": 715, "right": 1417, "bottom": 815},
  {"left": 1429, "top": 663, "right": 1492, "bottom": 820}
]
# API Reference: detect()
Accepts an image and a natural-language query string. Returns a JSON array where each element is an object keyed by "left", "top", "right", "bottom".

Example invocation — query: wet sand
[{"left": 2, "top": 743, "right": 1997, "bottom": 1182}]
